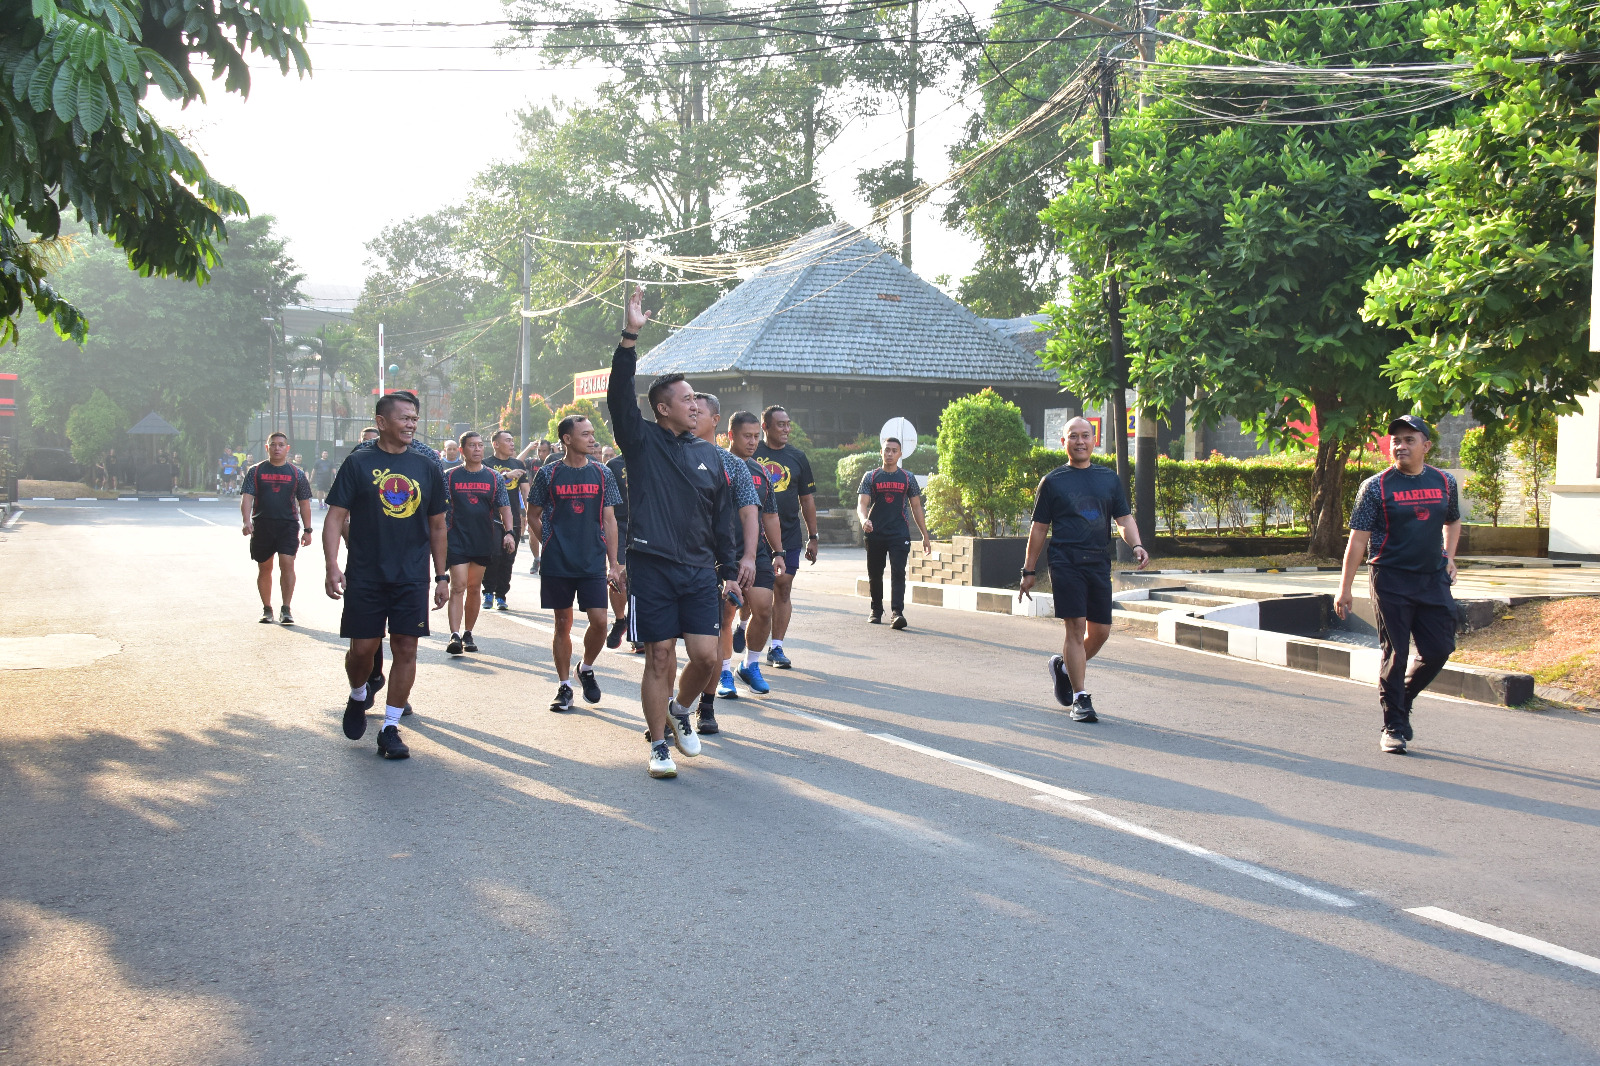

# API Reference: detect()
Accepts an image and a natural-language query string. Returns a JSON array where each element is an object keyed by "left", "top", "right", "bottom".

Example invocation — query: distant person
[
  {"left": 754, "top": 405, "right": 817, "bottom": 669},
  {"left": 1017, "top": 417, "right": 1148, "bottom": 723},
  {"left": 323, "top": 392, "right": 449, "bottom": 760},
  {"left": 1335, "top": 416, "right": 1461, "bottom": 755},
  {"left": 602, "top": 443, "right": 636, "bottom": 652},
  {"left": 521, "top": 439, "right": 556, "bottom": 574},
  {"left": 312, "top": 450, "right": 335, "bottom": 508},
  {"left": 726, "top": 410, "right": 785, "bottom": 696},
  {"left": 608, "top": 285, "right": 752, "bottom": 778},
  {"left": 218, "top": 451, "right": 239, "bottom": 495},
  {"left": 241, "top": 432, "right": 313, "bottom": 625},
  {"left": 856, "top": 436, "right": 932, "bottom": 629},
  {"left": 482, "top": 430, "right": 530, "bottom": 611},
  {"left": 441, "top": 440, "right": 462, "bottom": 470},
  {"left": 599, "top": 445, "right": 616, "bottom": 464},
  {"left": 528, "top": 414, "right": 622, "bottom": 712},
  {"left": 443, "top": 432, "right": 514, "bottom": 657}
]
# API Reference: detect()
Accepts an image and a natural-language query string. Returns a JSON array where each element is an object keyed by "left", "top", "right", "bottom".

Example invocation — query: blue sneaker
[
  {"left": 731, "top": 623, "right": 746, "bottom": 655},
  {"left": 766, "top": 645, "right": 792, "bottom": 669},
  {"left": 736, "top": 662, "right": 770, "bottom": 694},
  {"left": 716, "top": 668, "right": 738, "bottom": 699},
  {"left": 482, "top": 592, "right": 493, "bottom": 610},
  {"left": 495, "top": 596, "right": 508, "bottom": 611}
]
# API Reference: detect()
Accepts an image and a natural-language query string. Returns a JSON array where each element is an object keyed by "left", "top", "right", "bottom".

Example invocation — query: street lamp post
[{"left": 261, "top": 317, "right": 277, "bottom": 436}]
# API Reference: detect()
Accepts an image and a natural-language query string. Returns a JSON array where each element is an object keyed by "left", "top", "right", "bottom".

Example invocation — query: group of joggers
[{"left": 241, "top": 287, "right": 1463, "bottom": 774}]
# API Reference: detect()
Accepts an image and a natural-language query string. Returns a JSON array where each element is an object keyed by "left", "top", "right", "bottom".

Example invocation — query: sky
[{"left": 151, "top": 0, "right": 990, "bottom": 307}]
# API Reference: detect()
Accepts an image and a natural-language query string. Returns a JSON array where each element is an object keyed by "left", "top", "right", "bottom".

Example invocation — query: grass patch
[
  {"left": 17, "top": 480, "right": 118, "bottom": 499},
  {"left": 1117, "top": 552, "right": 1340, "bottom": 572},
  {"left": 1454, "top": 597, "right": 1600, "bottom": 705}
]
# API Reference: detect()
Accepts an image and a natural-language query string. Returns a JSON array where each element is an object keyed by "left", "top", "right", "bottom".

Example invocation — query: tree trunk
[
  {"left": 1307, "top": 434, "right": 1352, "bottom": 558},
  {"left": 900, "top": 0, "right": 918, "bottom": 268}
]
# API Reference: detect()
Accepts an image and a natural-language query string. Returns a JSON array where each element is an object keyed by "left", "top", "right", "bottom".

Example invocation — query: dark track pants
[
  {"left": 866, "top": 536, "right": 911, "bottom": 614},
  {"left": 483, "top": 531, "right": 520, "bottom": 597},
  {"left": 1370, "top": 565, "right": 1456, "bottom": 735}
]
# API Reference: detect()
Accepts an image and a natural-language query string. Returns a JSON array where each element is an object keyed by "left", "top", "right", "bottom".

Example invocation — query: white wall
[{"left": 1550, "top": 389, "right": 1600, "bottom": 558}]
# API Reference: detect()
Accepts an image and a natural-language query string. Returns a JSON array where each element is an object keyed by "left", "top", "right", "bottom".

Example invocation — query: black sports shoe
[
  {"left": 1070, "top": 693, "right": 1098, "bottom": 723},
  {"left": 550, "top": 683, "right": 574, "bottom": 712},
  {"left": 259, "top": 606, "right": 274, "bottom": 624},
  {"left": 890, "top": 611, "right": 907, "bottom": 630},
  {"left": 869, "top": 610, "right": 883, "bottom": 624},
  {"left": 577, "top": 668, "right": 602, "bottom": 704},
  {"left": 462, "top": 631, "right": 478, "bottom": 653},
  {"left": 446, "top": 633, "right": 464, "bottom": 656},
  {"left": 279, "top": 606, "right": 294, "bottom": 625},
  {"left": 607, "top": 615, "right": 628, "bottom": 650},
  {"left": 376, "top": 725, "right": 410, "bottom": 759},
  {"left": 698, "top": 707, "right": 720, "bottom": 735},
  {"left": 732, "top": 622, "right": 747, "bottom": 654},
  {"left": 1047, "top": 655, "right": 1073, "bottom": 707},
  {"left": 402, "top": 703, "right": 413, "bottom": 717},
  {"left": 342, "top": 691, "right": 373, "bottom": 739},
  {"left": 368, "top": 670, "right": 386, "bottom": 701}
]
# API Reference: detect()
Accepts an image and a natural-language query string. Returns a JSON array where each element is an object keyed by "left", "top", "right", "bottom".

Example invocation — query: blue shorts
[
  {"left": 1049, "top": 558, "right": 1114, "bottom": 626},
  {"left": 627, "top": 552, "right": 721, "bottom": 643},
  {"left": 541, "top": 572, "right": 608, "bottom": 612},
  {"left": 341, "top": 582, "right": 431, "bottom": 640},
  {"left": 780, "top": 547, "right": 802, "bottom": 573}
]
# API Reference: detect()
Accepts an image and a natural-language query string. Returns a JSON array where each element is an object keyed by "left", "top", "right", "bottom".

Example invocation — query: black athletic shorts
[
  {"left": 249, "top": 519, "right": 301, "bottom": 562},
  {"left": 1049, "top": 550, "right": 1114, "bottom": 625},
  {"left": 541, "top": 573, "right": 608, "bottom": 611},
  {"left": 753, "top": 559, "right": 776, "bottom": 591},
  {"left": 446, "top": 552, "right": 491, "bottom": 569},
  {"left": 627, "top": 551, "right": 721, "bottom": 643},
  {"left": 341, "top": 581, "right": 431, "bottom": 640}
]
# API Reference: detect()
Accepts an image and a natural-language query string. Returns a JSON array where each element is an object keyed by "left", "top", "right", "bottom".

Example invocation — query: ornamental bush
[
  {"left": 548, "top": 398, "right": 613, "bottom": 449},
  {"left": 1459, "top": 424, "right": 1509, "bottom": 526},
  {"left": 936, "top": 390, "right": 1035, "bottom": 535}
]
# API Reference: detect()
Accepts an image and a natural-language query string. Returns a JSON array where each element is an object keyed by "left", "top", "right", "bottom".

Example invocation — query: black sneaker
[
  {"left": 1070, "top": 693, "right": 1098, "bottom": 723},
  {"left": 462, "top": 631, "right": 478, "bottom": 653},
  {"left": 376, "top": 724, "right": 410, "bottom": 759},
  {"left": 259, "top": 605, "right": 274, "bottom": 624},
  {"left": 342, "top": 691, "right": 373, "bottom": 739},
  {"left": 630, "top": 642, "right": 645, "bottom": 654},
  {"left": 890, "top": 611, "right": 907, "bottom": 630},
  {"left": 402, "top": 703, "right": 413, "bottom": 717},
  {"left": 550, "top": 683, "right": 574, "bottom": 712},
  {"left": 446, "top": 633, "right": 464, "bottom": 656},
  {"left": 607, "top": 615, "right": 628, "bottom": 650},
  {"left": 279, "top": 606, "right": 294, "bottom": 625},
  {"left": 732, "top": 622, "right": 747, "bottom": 654},
  {"left": 577, "top": 668, "right": 602, "bottom": 704},
  {"left": 869, "top": 610, "right": 883, "bottom": 624},
  {"left": 766, "top": 645, "right": 792, "bottom": 669},
  {"left": 698, "top": 707, "right": 720, "bottom": 735},
  {"left": 1400, "top": 708, "right": 1415, "bottom": 742},
  {"left": 1047, "top": 655, "right": 1073, "bottom": 707},
  {"left": 368, "top": 670, "right": 386, "bottom": 702}
]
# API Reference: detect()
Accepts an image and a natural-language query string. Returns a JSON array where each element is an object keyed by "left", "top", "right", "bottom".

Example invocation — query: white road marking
[
  {"left": 4, "top": 509, "right": 22, "bottom": 528},
  {"left": 177, "top": 509, "right": 223, "bottom": 527},
  {"left": 1407, "top": 907, "right": 1600, "bottom": 975},
  {"left": 29, "top": 497, "right": 54, "bottom": 501},
  {"left": 116, "top": 497, "right": 138, "bottom": 502},
  {"left": 159, "top": 496, "right": 179, "bottom": 502},
  {"left": 486, "top": 612, "right": 556, "bottom": 636},
  {"left": 777, "top": 705, "right": 860, "bottom": 731},
  {"left": 198, "top": 497, "right": 218, "bottom": 502},
  {"left": 870, "top": 731, "right": 1090, "bottom": 803},
  {"left": 76, "top": 497, "right": 96, "bottom": 500}
]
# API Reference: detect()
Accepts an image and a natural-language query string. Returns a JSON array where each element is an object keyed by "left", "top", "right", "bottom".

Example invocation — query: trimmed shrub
[
  {"left": 936, "top": 390, "right": 1034, "bottom": 535},
  {"left": 922, "top": 473, "right": 977, "bottom": 539},
  {"left": 837, "top": 451, "right": 879, "bottom": 504},
  {"left": 1156, "top": 457, "right": 1194, "bottom": 533},
  {"left": 548, "top": 397, "right": 613, "bottom": 449},
  {"left": 1509, "top": 413, "right": 1557, "bottom": 528},
  {"left": 1192, "top": 454, "right": 1242, "bottom": 532}
]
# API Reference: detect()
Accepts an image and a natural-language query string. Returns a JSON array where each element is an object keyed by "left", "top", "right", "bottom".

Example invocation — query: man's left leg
[
  {"left": 575, "top": 605, "right": 608, "bottom": 705},
  {"left": 462, "top": 562, "right": 486, "bottom": 649},
  {"left": 376, "top": 633, "right": 420, "bottom": 759},
  {"left": 887, "top": 540, "right": 910, "bottom": 629},
  {"left": 1401, "top": 581, "right": 1457, "bottom": 744},
  {"left": 277, "top": 553, "right": 297, "bottom": 623},
  {"left": 701, "top": 598, "right": 739, "bottom": 732}
]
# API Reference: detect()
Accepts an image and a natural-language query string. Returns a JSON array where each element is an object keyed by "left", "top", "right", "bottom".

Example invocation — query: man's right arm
[{"left": 607, "top": 284, "right": 653, "bottom": 455}]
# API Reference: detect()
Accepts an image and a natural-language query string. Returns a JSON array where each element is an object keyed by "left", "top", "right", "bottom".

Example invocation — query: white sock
[
  {"left": 1075, "top": 690, "right": 1089, "bottom": 700},
  {"left": 384, "top": 704, "right": 404, "bottom": 728},
  {"left": 771, "top": 639, "right": 783, "bottom": 650},
  {"left": 578, "top": 663, "right": 594, "bottom": 677},
  {"left": 747, "top": 649, "right": 761, "bottom": 666},
  {"left": 722, "top": 658, "right": 732, "bottom": 673},
  {"left": 350, "top": 684, "right": 368, "bottom": 702},
  {"left": 559, "top": 675, "right": 571, "bottom": 687}
]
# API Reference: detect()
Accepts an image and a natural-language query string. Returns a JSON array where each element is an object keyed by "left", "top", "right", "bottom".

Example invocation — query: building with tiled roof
[{"left": 633, "top": 224, "right": 1066, "bottom": 446}]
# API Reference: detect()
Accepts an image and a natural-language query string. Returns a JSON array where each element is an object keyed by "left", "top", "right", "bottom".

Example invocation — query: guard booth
[{"left": 127, "top": 412, "right": 180, "bottom": 494}]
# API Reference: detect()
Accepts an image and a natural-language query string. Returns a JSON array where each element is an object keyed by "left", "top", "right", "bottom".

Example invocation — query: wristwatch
[
  {"left": 435, "top": 574, "right": 450, "bottom": 583},
  {"left": 1020, "top": 568, "right": 1036, "bottom": 576}
]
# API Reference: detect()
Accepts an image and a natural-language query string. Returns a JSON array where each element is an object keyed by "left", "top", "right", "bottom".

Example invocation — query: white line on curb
[
  {"left": 3, "top": 509, "right": 22, "bottom": 528},
  {"left": 177, "top": 509, "right": 222, "bottom": 527},
  {"left": 1407, "top": 907, "right": 1600, "bottom": 976}
]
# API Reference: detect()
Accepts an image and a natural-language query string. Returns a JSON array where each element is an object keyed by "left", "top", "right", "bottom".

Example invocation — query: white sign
[
  {"left": 880, "top": 416, "right": 917, "bottom": 457},
  {"left": 1043, "top": 407, "right": 1078, "bottom": 450}
]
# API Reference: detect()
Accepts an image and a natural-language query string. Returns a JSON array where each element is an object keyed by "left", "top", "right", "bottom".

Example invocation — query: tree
[
  {"left": 549, "top": 398, "right": 614, "bottom": 448},
  {"left": 1042, "top": 1, "right": 1451, "bottom": 556},
  {"left": 1459, "top": 424, "right": 1509, "bottom": 526},
  {"left": 936, "top": 389, "right": 1032, "bottom": 534},
  {"left": 0, "top": 0, "right": 310, "bottom": 343},
  {"left": 1510, "top": 413, "right": 1559, "bottom": 528},
  {"left": 64, "top": 388, "right": 127, "bottom": 465},
  {"left": 1363, "top": 0, "right": 1600, "bottom": 427}
]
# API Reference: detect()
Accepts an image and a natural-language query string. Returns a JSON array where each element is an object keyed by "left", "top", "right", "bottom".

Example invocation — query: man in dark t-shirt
[
  {"left": 727, "top": 410, "right": 786, "bottom": 698},
  {"left": 323, "top": 392, "right": 449, "bottom": 759},
  {"left": 754, "top": 405, "right": 817, "bottom": 669},
  {"left": 520, "top": 439, "right": 555, "bottom": 574},
  {"left": 602, "top": 447, "right": 634, "bottom": 650},
  {"left": 443, "top": 431, "right": 514, "bottom": 657},
  {"left": 1336, "top": 415, "right": 1462, "bottom": 755},
  {"left": 1018, "top": 417, "right": 1148, "bottom": 723},
  {"left": 241, "top": 432, "right": 313, "bottom": 625},
  {"left": 856, "top": 436, "right": 932, "bottom": 629},
  {"left": 528, "top": 414, "right": 622, "bottom": 712},
  {"left": 483, "top": 429, "right": 530, "bottom": 611}
]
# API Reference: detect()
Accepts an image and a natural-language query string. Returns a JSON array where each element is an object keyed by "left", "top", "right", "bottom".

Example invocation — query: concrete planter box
[
  {"left": 1459, "top": 524, "right": 1549, "bottom": 557},
  {"left": 1153, "top": 534, "right": 1310, "bottom": 557}
]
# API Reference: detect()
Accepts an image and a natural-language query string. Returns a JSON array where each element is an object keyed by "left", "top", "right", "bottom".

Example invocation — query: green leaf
[{"left": 49, "top": 58, "right": 76, "bottom": 121}]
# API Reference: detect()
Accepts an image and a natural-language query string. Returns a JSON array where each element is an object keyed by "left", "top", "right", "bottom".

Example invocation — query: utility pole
[
  {"left": 519, "top": 232, "right": 532, "bottom": 446},
  {"left": 1095, "top": 57, "right": 1133, "bottom": 535},
  {"left": 1132, "top": 0, "right": 1160, "bottom": 554},
  {"left": 377, "top": 323, "right": 385, "bottom": 398},
  {"left": 902, "top": 0, "right": 919, "bottom": 268}
]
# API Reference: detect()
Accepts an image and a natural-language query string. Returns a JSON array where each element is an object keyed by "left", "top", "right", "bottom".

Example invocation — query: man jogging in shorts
[
  {"left": 607, "top": 285, "right": 753, "bottom": 778},
  {"left": 241, "top": 432, "right": 313, "bottom": 625},
  {"left": 1336, "top": 415, "right": 1461, "bottom": 754},
  {"left": 483, "top": 429, "right": 530, "bottom": 611},
  {"left": 443, "top": 431, "right": 514, "bottom": 657},
  {"left": 754, "top": 406, "right": 817, "bottom": 669},
  {"left": 727, "top": 410, "right": 786, "bottom": 699},
  {"left": 857, "top": 436, "right": 931, "bottom": 630},
  {"left": 529, "top": 414, "right": 623, "bottom": 711},
  {"left": 1017, "top": 417, "right": 1148, "bottom": 723},
  {"left": 323, "top": 392, "right": 449, "bottom": 759}
]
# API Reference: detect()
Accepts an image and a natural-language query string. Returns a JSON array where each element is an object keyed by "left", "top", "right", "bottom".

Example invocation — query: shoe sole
[
  {"left": 891, "top": 618, "right": 906, "bottom": 630},
  {"left": 649, "top": 764, "right": 677, "bottom": 779},
  {"left": 737, "top": 672, "right": 769, "bottom": 695},
  {"left": 1070, "top": 711, "right": 1098, "bottom": 723},
  {"left": 259, "top": 617, "right": 274, "bottom": 624},
  {"left": 550, "top": 700, "right": 573, "bottom": 713},
  {"left": 377, "top": 744, "right": 410, "bottom": 760},
  {"left": 699, "top": 720, "right": 720, "bottom": 735},
  {"left": 280, "top": 618, "right": 294, "bottom": 626},
  {"left": 718, "top": 687, "right": 738, "bottom": 699},
  {"left": 767, "top": 658, "right": 792, "bottom": 669},
  {"left": 1047, "top": 656, "right": 1074, "bottom": 707},
  {"left": 663, "top": 716, "right": 701, "bottom": 757}
]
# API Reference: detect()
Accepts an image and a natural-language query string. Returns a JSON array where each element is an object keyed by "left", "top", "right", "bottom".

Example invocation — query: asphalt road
[{"left": 4, "top": 499, "right": 1600, "bottom": 1065}]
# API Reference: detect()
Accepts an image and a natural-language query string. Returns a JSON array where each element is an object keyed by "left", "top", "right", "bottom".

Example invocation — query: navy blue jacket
[{"left": 605, "top": 345, "right": 738, "bottom": 578}]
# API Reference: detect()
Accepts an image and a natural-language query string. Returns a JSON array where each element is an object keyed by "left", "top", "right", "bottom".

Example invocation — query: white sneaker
[
  {"left": 648, "top": 739, "right": 677, "bottom": 778},
  {"left": 1380, "top": 729, "right": 1407, "bottom": 754},
  {"left": 663, "top": 702, "right": 702, "bottom": 757}
]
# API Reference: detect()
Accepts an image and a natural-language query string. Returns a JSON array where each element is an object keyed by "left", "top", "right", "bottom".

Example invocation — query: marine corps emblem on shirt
[
  {"left": 572, "top": 502, "right": 585, "bottom": 514},
  {"left": 1415, "top": 507, "right": 1430, "bottom": 521},
  {"left": 762, "top": 459, "right": 791, "bottom": 493},
  {"left": 372, "top": 468, "right": 422, "bottom": 519}
]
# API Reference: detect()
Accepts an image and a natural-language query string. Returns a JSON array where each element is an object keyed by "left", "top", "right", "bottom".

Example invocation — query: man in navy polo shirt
[
  {"left": 443, "top": 431, "right": 514, "bottom": 657},
  {"left": 1336, "top": 415, "right": 1462, "bottom": 755},
  {"left": 1018, "top": 417, "right": 1148, "bottom": 723},
  {"left": 241, "top": 431, "right": 313, "bottom": 625}
]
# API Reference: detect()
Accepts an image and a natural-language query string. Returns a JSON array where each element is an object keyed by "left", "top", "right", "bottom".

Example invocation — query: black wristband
[
  {"left": 620, "top": 329, "right": 639, "bottom": 340},
  {"left": 1021, "top": 568, "right": 1036, "bottom": 576},
  {"left": 435, "top": 574, "right": 450, "bottom": 582}
]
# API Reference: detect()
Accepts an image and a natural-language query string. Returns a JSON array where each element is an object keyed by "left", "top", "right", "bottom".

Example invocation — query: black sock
[{"left": 699, "top": 691, "right": 715, "bottom": 710}]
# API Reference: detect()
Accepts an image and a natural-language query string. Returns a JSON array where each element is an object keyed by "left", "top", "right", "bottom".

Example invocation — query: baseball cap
[{"left": 1387, "top": 415, "right": 1431, "bottom": 439}]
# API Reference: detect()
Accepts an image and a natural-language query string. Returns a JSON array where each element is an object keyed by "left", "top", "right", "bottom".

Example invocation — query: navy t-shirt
[
  {"left": 327, "top": 446, "right": 448, "bottom": 586},
  {"left": 1031, "top": 463, "right": 1131, "bottom": 566},
  {"left": 754, "top": 442, "right": 816, "bottom": 551},
  {"left": 1350, "top": 465, "right": 1461, "bottom": 573},
  {"left": 530, "top": 460, "right": 623, "bottom": 578},
  {"left": 606, "top": 455, "right": 630, "bottom": 541},
  {"left": 742, "top": 456, "right": 780, "bottom": 562},
  {"left": 485, "top": 455, "right": 529, "bottom": 531},
  {"left": 446, "top": 465, "right": 510, "bottom": 558},
  {"left": 857, "top": 467, "right": 922, "bottom": 541},
  {"left": 243, "top": 460, "right": 311, "bottom": 523}
]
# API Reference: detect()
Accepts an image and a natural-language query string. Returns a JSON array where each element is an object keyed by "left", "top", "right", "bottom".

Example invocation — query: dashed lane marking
[
  {"left": 178, "top": 509, "right": 224, "bottom": 527},
  {"left": 1407, "top": 907, "right": 1600, "bottom": 976}
]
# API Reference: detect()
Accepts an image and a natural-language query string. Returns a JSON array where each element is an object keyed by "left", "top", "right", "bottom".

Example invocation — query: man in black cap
[{"left": 1335, "top": 415, "right": 1462, "bottom": 755}]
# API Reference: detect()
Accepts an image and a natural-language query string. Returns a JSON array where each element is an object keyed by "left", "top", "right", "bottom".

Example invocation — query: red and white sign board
[{"left": 573, "top": 369, "right": 610, "bottom": 401}]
